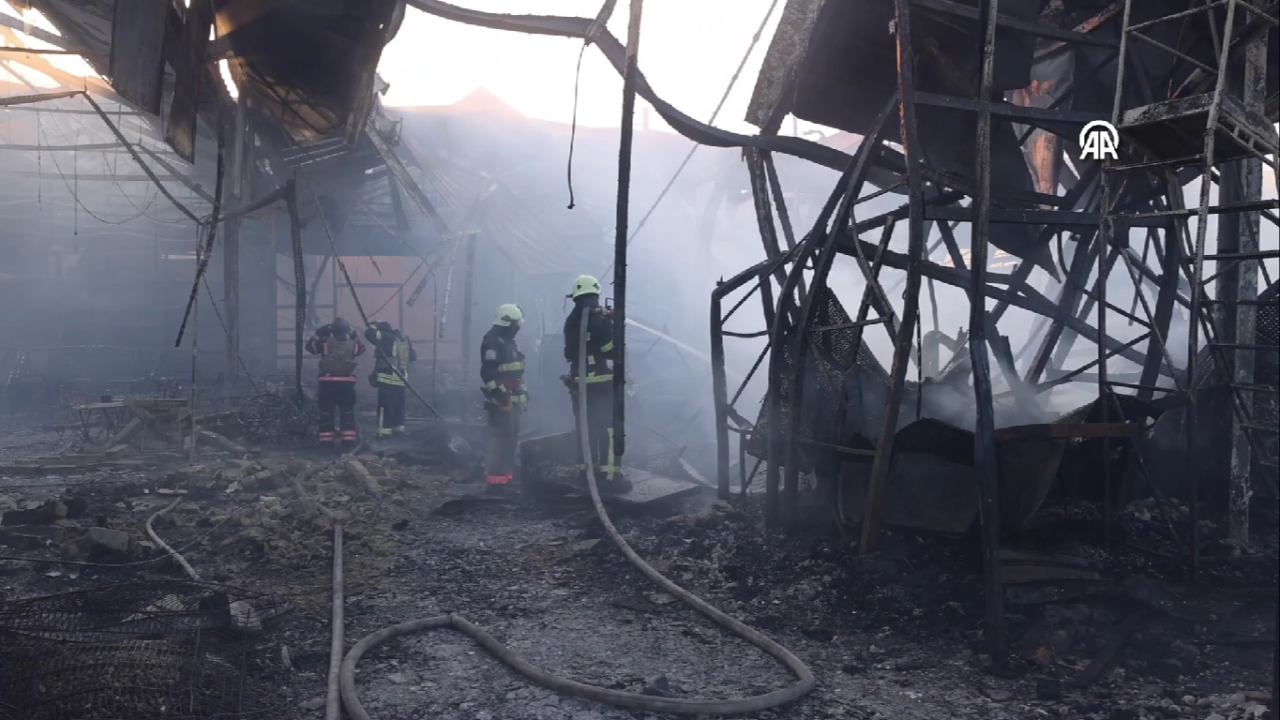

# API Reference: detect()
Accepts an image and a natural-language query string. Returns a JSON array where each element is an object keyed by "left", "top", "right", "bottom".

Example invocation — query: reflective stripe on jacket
[
  {"left": 480, "top": 327, "right": 527, "bottom": 408},
  {"left": 564, "top": 305, "right": 614, "bottom": 383},
  {"left": 366, "top": 328, "right": 413, "bottom": 386}
]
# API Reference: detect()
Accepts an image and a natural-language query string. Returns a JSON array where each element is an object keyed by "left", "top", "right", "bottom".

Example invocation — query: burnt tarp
[
  {"left": 773, "top": 0, "right": 1060, "bottom": 277},
  {"left": 165, "top": 0, "right": 214, "bottom": 163},
  {"left": 1055, "top": 394, "right": 1163, "bottom": 506},
  {"left": 835, "top": 416, "right": 1068, "bottom": 534},
  {"left": 839, "top": 418, "right": 981, "bottom": 535},
  {"left": 109, "top": 0, "right": 168, "bottom": 114},
  {"left": 1010, "top": 45, "right": 1075, "bottom": 196}
]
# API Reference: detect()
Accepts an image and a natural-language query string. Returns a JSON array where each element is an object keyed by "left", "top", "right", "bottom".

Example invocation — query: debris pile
[
  {"left": 149, "top": 455, "right": 419, "bottom": 585},
  {"left": 561, "top": 499, "right": 1274, "bottom": 718}
]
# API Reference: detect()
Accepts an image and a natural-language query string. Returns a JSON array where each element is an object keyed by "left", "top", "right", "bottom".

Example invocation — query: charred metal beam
[
  {"left": 844, "top": 217, "right": 898, "bottom": 444},
  {"left": 82, "top": 94, "right": 201, "bottom": 223},
  {"left": 1215, "top": 25, "right": 1268, "bottom": 544},
  {"left": 712, "top": 285, "right": 732, "bottom": 500},
  {"left": 838, "top": 234, "right": 1149, "bottom": 367},
  {"left": 388, "top": 175, "right": 412, "bottom": 233},
  {"left": 612, "top": 0, "right": 645, "bottom": 461},
  {"left": 763, "top": 153, "right": 799, "bottom": 250},
  {"left": 1032, "top": 332, "right": 1153, "bottom": 392},
  {"left": 782, "top": 95, "right": 897, "bottom": 531},
  {"left": 969, "top": 0, "right": 1008, "bottom": 663},
  {"left": 924, "top": 206, "right": 1172, "bottom": 227},
  {"left": 1118, "top": 235, "right": 1184, "bottom": 394},
  {"left": 0, "top": 13, "right": 75, "bottom": 51},
  {"left": 747, "top": 149, "right": 802, "bottom": 311},
  {"left": 459, "top": 234, "right": 478, "bottom": 385},
  {"left": 364, "top": 119, "right": 453, "bottom": 239},
  {"left": 859, "top": 0, "right": 929, "bottom": 553},
  {"left": 912, "top": 0, "right": 1119, "bottom": 48},
  {"left": 224, "top": 95, "right": 249, "bottom": 387}
]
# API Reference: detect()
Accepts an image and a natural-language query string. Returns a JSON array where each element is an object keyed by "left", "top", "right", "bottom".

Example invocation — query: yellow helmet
[
  {"left": 570, "top": 275, "right": 602, "bottom": 299},
  {"left": 494, "top": 303, "right": 523, "bottom": 327}
]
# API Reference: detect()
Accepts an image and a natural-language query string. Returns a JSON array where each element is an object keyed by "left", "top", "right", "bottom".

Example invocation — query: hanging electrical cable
[{"left": 564, "top": 0, "right": 618, "bottom": 209}]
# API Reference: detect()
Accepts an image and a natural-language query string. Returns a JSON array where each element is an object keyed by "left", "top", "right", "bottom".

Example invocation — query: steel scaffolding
[{"left": 709, "top": 0, "right": 1278, "bottom": 661}]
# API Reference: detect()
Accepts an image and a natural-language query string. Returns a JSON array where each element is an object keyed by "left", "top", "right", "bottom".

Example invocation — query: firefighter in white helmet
[
  {"left": 563, "top": 275, "right": 631, "bottom": 494},
  {"left": 480, "top": 303, "right": 528, "bottom": 490}
]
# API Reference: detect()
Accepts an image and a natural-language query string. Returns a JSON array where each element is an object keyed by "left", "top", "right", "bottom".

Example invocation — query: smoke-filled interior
[{"left": 1, "top": 0, "right": 1278, "bottom": 717}]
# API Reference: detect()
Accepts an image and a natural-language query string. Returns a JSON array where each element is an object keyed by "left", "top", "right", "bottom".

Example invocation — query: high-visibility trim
[
  {"left": 485, "top": 380, "right": 499, "bottom": 389},
  {"left": 486, "top": 474, "right": 512, "bottom": 485},
  {"left": 319, "top": 375, "right": 357, "bottom": 382},
  {"left": 584, "top": 374, "right": 613, "bottom": 383},
  {"left": 599, "top": 340, "right": 614, "bottom": 353},
  {"left": 376, "top": 372, "right": 406, "bottom": 386},
  {"left": 340, "top": 430, "right": 358, "bottom": 440},
  {"left": 497, "top": 361, "right": 524, "bottom": 372},
  {"left": 605, "top": 428, "right": 617, "bottom": 481},
  {"left": 318, "top": 431, "right": 337, "bottom": 441},
  {"left": 377, "top": 428, "right": 394, "bottom": 437}
]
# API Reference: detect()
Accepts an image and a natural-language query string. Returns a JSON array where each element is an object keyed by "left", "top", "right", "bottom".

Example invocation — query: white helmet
[
  {"left": 494, "top": 303, "right": 523, "bottom": 327},
  {"left": 570, "top": 275, "right": 602, "bottom": 299}
]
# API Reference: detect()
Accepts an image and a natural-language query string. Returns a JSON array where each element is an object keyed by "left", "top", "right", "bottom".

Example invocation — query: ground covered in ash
[{"left": 2, "top": 425, "right": 1275, "bottom": 720}]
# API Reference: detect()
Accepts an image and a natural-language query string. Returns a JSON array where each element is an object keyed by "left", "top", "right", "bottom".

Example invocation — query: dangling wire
[
  {"left": 565, "top": 0, "right": 618, "bottom": 210},
  {"left": 73, "top": 127, "right": 79, "bottom": 236},
  {"left": 565, "top": 44, "right": 587, "bottom": 210},
  {"left": 36, "top": 102, "right": 41, "bottom": 207}
]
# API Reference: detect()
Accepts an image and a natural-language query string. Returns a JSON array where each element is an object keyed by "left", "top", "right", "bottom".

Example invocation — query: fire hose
[{"left": 334, "top": 311, "right": 815, "bottom": 718}]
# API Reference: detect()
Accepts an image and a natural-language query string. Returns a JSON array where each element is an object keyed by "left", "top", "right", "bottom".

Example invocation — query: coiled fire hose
[{"left": 335, "top": 312, "right": 815, "bottom": 717}]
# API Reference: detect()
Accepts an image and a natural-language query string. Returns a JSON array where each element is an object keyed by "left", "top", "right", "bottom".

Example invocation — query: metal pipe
[
  {"left": 325, "top": 523, "right": 344, "bottom": 720},
  {"left": 970, "top": 0, "right": 1008, "bottom": 662},
  {"left": 858, "top": 0, "right": 930, "bottom": 552},
  {"left": 612, "top": 0, "right": 645, "bottom": 460},
  {"left": 711, "top": 289, "right": 730, "bottom": 500}
]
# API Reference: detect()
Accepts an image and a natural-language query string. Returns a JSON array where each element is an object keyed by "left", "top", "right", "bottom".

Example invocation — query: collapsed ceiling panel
[{"left": 212, "top": 0, "right": 402, "bottom": 145}]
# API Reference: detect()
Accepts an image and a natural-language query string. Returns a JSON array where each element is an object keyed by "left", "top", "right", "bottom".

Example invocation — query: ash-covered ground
[{"left": 1, "top": 422, "right": 1275, "bottom": 720}]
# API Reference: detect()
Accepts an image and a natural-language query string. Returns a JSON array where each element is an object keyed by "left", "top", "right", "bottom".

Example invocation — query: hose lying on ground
[
  {"left": 146, "top": 497, "right": 203, "bottom": 581},
  {"left": 336, "top": 311, "right": 816, "bottom": 718}
]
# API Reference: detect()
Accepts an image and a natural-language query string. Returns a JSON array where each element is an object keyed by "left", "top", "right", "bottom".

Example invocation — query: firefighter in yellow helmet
[
  {"left": 365, "top": 321, "right": 416, "bottom": 438},
  {"left": 480, "top": 303, "right": 528, "bottom": 490},
  {"left": 563, "top": 275, "right": 631, "bottom": 494}
]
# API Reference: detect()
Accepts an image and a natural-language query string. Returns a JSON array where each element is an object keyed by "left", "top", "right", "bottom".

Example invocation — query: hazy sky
[{"left": 378, "top": 0, "right": 788, "bottom": 134}]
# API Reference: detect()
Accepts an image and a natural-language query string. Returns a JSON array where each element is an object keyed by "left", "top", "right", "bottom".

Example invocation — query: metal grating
[
  {"left": 746, "top": 285, "right": 894, "bottom": 464},
  {"left": 0, "top": 581, "right": 284, "bottom": 720}
]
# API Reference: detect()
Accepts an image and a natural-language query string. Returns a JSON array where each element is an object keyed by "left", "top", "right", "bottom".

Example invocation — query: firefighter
[
  {"left": 563, "top": 275, "right": 631, "bottom": 494},
  {"left": 480, "top": 304, "right": 528, "bottom": 490},
  {"left": 365, "top": 320, "right": 416, "bottom": 438},
  {"left": 305, "top": 317, "right": 365, "bottom": 448}
]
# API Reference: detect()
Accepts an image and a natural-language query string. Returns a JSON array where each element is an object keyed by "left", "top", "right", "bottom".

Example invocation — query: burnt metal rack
[
  {"left": 401, "top": 0, "right": 1277, "bottom": 673},
  {"left": 707, "top": 0, "right": 1279, "bottom": 663}
]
